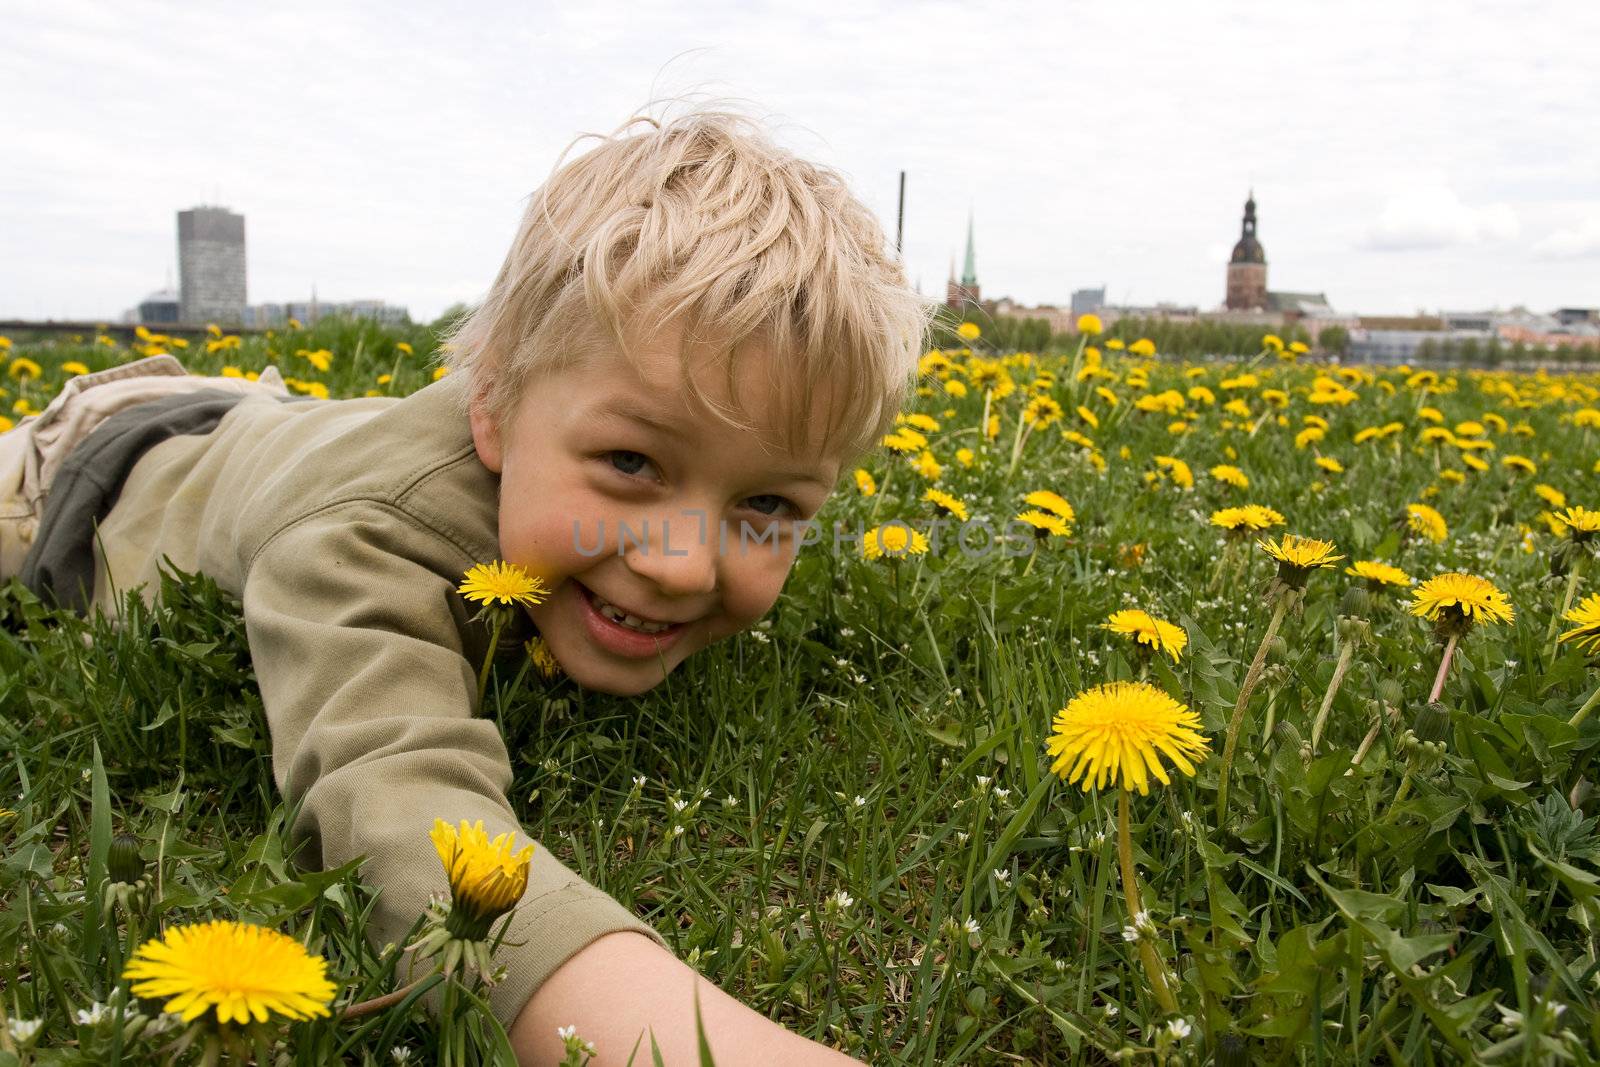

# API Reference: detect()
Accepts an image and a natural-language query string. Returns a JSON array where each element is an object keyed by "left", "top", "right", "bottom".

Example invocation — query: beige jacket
[{"left": 77, "top": 368, "right": 657, "bottom": 1026}]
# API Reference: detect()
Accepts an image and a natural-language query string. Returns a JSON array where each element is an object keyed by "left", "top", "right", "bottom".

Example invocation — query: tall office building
[{"left": 178, "top": 206, "right": 246, "bottom": 324}]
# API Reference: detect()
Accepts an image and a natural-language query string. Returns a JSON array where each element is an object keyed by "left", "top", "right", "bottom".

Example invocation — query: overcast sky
[{"left": 6, "top": 0, "right": 1598, "bottom": 323}]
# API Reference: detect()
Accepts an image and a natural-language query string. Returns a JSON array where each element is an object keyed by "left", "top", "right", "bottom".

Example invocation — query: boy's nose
[{"left": 621, "top": 514, "right": 720, "bottom": 599}]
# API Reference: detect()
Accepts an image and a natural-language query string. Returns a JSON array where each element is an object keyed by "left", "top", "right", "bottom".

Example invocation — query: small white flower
[
  {"left": 672, "top": 824, "right": 686, "bottom": 837},
  {"left": 7, "top": 1018, "right": 42, "bottom": 1045},
  {"left": 1053, "top": 958, "right": 1067, "bottom": 972},
  {"left": 831, "top": 889, "right": 855, "bottom": 911},
  {"left": 723, "top": 794, "right": 738, "bottom": 808},
  {"left": 993, "top": 787, "right": 1011, "bottom": 800},
  {"left": 558, "top": 1024, "right": 577, "bottom": 1040},
  {"left": 75, "top": 1001, "right": 108, "bottom": 1026},
  {"left": 835, "top": 657, "right": 851, "bottom": 668},
  {"left": 975, "top": 775, "right": 992, "bottom": 787},
  {"left": 1104, "top": 1003, "right": 1120, "bottom": 1017},
  {"left": 852, "top": 795, "right": 867, "bottom": 808},
  {"left": 672, "top": 797, "right": 688, "bottom": 812},
  {"left": 963, "top": 917, "right": 981, "bottom": 936},
  {"left": 992, "top": 868, "right": 1012, "bottom": 887},
  {"left": 839, "top": 627, "right": 855, "bottom": 637},
  {"left": 956, "top": 831, "right": 970, "bottom": 843},
  {"left": 1121, "top": 924, "right": 1140, "bottom": 942},
  {"left": 1093, "top": 830, "right": 1108, "bottom": 847},
  {"left": 1180, "top": 810, "right": 1195, "bottom": 826},
  {"left": 391, "top": 1048, "right": 415, "bottom": 1065},
  {"left": 1166, "top": 1018, "right": 1192, "bottom": 1040},
  {"left": 631, "top": 775, "right": 647, "bottom": 789}
]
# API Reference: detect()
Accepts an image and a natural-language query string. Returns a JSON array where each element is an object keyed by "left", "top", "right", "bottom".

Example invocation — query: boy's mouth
[{"left": 573, "top": 580, "right": 692, "bottom": 658}]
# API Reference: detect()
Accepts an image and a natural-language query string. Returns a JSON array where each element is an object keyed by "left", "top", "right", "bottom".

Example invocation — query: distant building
[
  {"left": 1557, "top": 308, "right": 1599, "bottom": 327},
  {"left": 1071, "top": 287, "right": 1106, "bottom": 318},
  {"left": 945, "top": 211, "right": 982, "bottom": 310},
  {"left": 137, "top": 287, "right": 180, "bottom": 324},
  {"left": 1225, "top": 193, "right": 1268, "bottom": 311},
  {"left": 178, "top": 206, "right": 247, "bottom": 325},
  {"left": 265, "top": 297, "right": 409, "bottom": 328}
]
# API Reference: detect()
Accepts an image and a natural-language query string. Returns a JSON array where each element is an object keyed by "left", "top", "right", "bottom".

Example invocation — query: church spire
[{"left": 960, "top": 210, "right": 978, "bottom": 288}]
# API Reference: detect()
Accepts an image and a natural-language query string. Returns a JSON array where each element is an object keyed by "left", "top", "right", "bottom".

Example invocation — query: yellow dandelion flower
[
  {"left": 923, "top": 488, "right": 969, "bottom": 521},
  {"left": 1023, "top": 490, "right": 1074, "bottom": 522},
  {"left": 1076, "top": 313, "right": 1103, "bottom": 335},
  {"left": 1316, "top": 456, "right": 1344, "bottom": 474},
  {"left": 1015, "top": 509, "right": 1071, "bottom": 538},
  {"left": 1258, "top": 534, "right": 1344, "bottom": 586},
  {"left": 1104, "top": 610, "right": 1187, "bottom": 662},
  {"left": 458, "top": 560, "right": 549, "bottom": 609},
  {"left": 526, "top": 637, "right": 563, "bottom": 679},
  {"left": 854, "top": 468, "right": 876, "bottom": 496},
  {"left": 1558, "top": 593, "right": 1600, "bottom": 655},
  {"left": 1106, "top": 338, "right": 1126, "bottom": 351},
  {"left": 8, "top": 357, "right": 42, "bottom": 381},
  {"left": 1128, "top": 338, "right": 1157, "bottom": 357},
  {"left": 430, "top": 819, "right": 535, "bottom": 939},
  {"left": 1209, "top": 464, "right": 1249, "bottom": 489},
  {"left": 1210, "top": 505, "right": 1284, "bottom": 532},
  {"left": 1046, "top": 681, "right": 1210, "bottom": 795},
  {"left": 1410, "top": 572, "right": 1514, "bottom": 629},
  {"left": 1535, "top": 484, "right": 1567, "bottom": 509},
  {"left": 862, "top": 523, "right": 930, "bottom": 560},
  {"left": 1346, "top": 560, "right": 1413, "bottom": 588},
  {"left": 913, "top": 449, "right": 943, "bottom": 481},
  {"left": 396, "top": 341, "right": 414, "bottom": 355},
  {"left": 1555, "top": 507, "right": 1600, "bottom": 542},
  {"left": 1406, "top": 503, "right": 1448, "bottom": 543},
  {"left": 61, "top": 361, "right": 90, "bottom": 376},
  {"left": 1023, "top": 395, "right": 1065, "bottom": 427},
  {"left": 1075, "top": 404, "right": 1099, "bottom": 429},
  {"left": 1153, "top": 455, "right": 1194, "bottom": 489},
  {"left": 898, "top": 412, "right": 941, "bottom": 433},
  {"left": 1502, "top": 455, "right": 1536, "bottom": 475},
  {"left": 956, "top": 322, "right": 981, "bottom": 341},
  {"left": 123, "top": 919, "right": 336, "bottom": 1025},
  {"left": 955, "top": 447, "right": 975, "bottom": 467}
]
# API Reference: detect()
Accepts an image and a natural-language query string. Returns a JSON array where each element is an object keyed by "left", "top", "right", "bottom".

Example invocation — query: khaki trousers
[{"left": 0, "top": 355, "right": 288, "bottom": 583}]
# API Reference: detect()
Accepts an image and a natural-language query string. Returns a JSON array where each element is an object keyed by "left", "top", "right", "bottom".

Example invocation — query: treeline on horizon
[{"left": 927, "top": 304, "right": 1600, "bottom": 366}]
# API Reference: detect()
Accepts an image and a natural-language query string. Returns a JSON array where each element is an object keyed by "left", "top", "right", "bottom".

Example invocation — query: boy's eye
[
  {"left": 607, "top": 451, "right": 654, "bottom": 478},
  {"left": 744, "top": 494, "right": 794, "bottom": 517}
]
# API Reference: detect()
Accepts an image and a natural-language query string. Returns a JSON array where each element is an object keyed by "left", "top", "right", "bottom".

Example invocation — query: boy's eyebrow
[{"left": 590, "top": 400, "right": 686, "bottom": 439}]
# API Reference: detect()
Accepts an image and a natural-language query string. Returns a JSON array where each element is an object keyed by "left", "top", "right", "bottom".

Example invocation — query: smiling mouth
[{"left": 576, "top": 582, "right": 684, "bottom": 635}]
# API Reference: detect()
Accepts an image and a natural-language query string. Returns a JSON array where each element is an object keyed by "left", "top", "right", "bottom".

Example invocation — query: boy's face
[{"left": 469, "top": 319, "right": 847, "bottom": 696}]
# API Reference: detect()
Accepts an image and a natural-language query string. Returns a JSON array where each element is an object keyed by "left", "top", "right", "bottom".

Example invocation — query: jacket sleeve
[{"left": 240, "top": 500, "right": 662, "bottom": 1027}]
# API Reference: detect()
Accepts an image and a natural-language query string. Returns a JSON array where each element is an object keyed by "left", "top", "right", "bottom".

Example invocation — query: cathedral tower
[{"left": 1225, "top": 192, "right": 1268, "bottom": 311}]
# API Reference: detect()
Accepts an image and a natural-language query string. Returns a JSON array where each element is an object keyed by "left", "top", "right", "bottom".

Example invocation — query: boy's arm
[{"left": 239, "top": 502, "right": 661, "bottom": 1029}]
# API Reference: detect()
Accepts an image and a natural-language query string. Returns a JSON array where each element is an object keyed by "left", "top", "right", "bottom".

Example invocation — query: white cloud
[
  {"left": 1531, "top": 214, "right": 1600, "bottom": 259},
  {"left": 1362, "top": 187, "right": 1520, "bottom": 251}
]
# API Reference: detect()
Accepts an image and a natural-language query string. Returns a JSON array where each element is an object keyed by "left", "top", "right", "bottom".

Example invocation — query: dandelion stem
[
  {"left": 341, "top": 974, "right": 432, "bottom": 1020},
  {"left": 1216, "top": 594, "right": 1289, "bottom": 826},
  {"left": 1570, "top": 682, "right": 1600, "bottom": 728},
  {"left": 1006, "top": 419, "right": 1035, "bottom": 479},
  {"left": 476, "top": 612, "right": 507, "bottom": 710},
  {"left": 1426, "top": 633, "right": 1460, "bottom": 706},
  {"left": 1119, "top": 789, "right": 1178, "bottom": 1016},
  {"left": 1546, "top": 554, "right": 1587, "bottom": 654},
  {"left": 1310, "top": 639, "right": 1359, "bottom": 752}
]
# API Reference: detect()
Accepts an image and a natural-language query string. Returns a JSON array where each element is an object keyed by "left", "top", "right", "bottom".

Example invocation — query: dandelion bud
[
  {"left": 1214, "top": 1034, "right": 1251, "bottom": 1067},
  {"left": 1340, "top": 586, "right": 1372, "bottom": 618},
  {"left": 1336, "top": 615, "right": 1370, "bottom": 643},
  {"left": 1377, "top": 678, "right": 1405, "bottom": 708},
  {"left": 108, "top": 833, "right": 145, "bottom": 885},
  {"left": 1273, "top": 720, "right": 1304, "bottom": 751},
  {"left": 1412, "top": 702, "right": 1451, "bottom": 745},
  {"left": 1265, "top": 634, "right": 1288, "bottom": 662}
]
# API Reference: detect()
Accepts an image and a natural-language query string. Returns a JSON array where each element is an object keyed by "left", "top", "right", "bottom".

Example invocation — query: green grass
[{"left": 4, "top": 322, "right": 1600, "bottom": 1063}]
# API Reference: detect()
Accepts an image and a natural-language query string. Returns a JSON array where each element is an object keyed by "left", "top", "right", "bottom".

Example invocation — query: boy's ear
[{"left": 467, "top": 389, "right": 505, "bottom": 474}]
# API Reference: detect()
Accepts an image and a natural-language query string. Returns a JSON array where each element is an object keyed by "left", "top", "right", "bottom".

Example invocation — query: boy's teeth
[{"left": 593, "top": 594, "right": 672, "bottom": 634}]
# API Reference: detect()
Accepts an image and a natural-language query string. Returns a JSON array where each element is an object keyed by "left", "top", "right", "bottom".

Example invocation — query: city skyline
[{"left": 6, "top": 2, "right": 1597, "bottom": 324}]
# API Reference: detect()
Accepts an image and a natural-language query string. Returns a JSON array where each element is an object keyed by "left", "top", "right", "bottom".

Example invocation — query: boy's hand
[{"left": 511, "top": 932, "right": 861, "bottom": 1066}]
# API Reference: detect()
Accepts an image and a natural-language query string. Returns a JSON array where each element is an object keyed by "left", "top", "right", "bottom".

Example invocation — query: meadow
[{"left": 3, "top": 318, "right": 1600, "bottom": 1064}]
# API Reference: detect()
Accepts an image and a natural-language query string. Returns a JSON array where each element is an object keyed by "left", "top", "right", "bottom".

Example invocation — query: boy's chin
[{"left": 561, "top": 655, "right": 675, "bottom": 697}]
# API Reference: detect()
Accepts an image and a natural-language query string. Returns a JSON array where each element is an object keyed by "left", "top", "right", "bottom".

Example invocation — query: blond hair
[{"left": 442, "top": 102, "right": 932, "bottom": 460}]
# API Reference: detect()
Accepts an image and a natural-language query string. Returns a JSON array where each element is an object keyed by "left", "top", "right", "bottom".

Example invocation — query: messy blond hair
[{"left": 442, "top": 101, "right": 932, "bottom": 460}]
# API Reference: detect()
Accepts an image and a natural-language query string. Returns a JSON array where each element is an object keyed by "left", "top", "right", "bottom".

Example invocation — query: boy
[{"left": 0, "top": 106, "right": 930, "bottom": 1064}]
